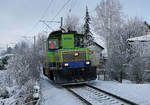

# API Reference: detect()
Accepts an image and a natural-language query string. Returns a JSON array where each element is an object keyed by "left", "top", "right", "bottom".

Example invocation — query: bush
[{"left": 0, "top": 56, "right": 9, "bottom": 70}]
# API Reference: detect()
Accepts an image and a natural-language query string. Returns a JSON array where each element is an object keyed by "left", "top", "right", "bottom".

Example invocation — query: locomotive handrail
[
  {"left": 54, "top": 53, "right": 57, "bottom": 70},
  {"left": 61, "top": 50, "right": 86, "bottom": 54},
  {"left": 46, "top": 50, "right": 50, "bottom": 75},
  {"left": 94, "top": 51, "right": 98, "bottom": 67}
]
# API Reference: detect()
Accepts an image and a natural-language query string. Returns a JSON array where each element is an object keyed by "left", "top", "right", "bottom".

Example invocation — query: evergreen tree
[
  {"left": 6, "top": 47, "right": 12, "bottom": 54},
  {"left": 0, "top": 56, "right": 9, "bottom": 70},
  {"left": 83, "top": 6, "right": 94, "bottom": 46}
]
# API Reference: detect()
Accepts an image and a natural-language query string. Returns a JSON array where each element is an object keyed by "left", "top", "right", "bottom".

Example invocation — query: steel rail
[
  {"left": 86, "top": 84, "right": 138, "bottom": 105},
  {"left": 64, "top": 86, "right": 92, "bottom": 105}
]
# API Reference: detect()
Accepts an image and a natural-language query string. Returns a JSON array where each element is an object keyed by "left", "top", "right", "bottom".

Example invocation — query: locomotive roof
[{"left": 48, "top": 30, "right": 84, "bottom": 39}]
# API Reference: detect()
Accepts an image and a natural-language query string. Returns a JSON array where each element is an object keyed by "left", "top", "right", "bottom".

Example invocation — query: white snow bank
[
  {"left": 91, "top": 80, "right": 150, "bottom": 105},
  {"left": 41, "top": 76, "right": 83, "bottom": 105},
  {"left": 0, "top": 54, "right": 15, "bottom": 59}
]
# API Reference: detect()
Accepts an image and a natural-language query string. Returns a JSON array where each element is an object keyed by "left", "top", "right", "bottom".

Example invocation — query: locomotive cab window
[
  {"left": 75, "top": 36, "right": 84, "bottom": 48},
  {"left": 48, "top": 39, "right": 59, "bottom": 49}
]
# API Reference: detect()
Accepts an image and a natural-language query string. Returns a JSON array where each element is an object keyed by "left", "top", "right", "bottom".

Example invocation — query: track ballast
[{"left": 64, "top": 84, "right": 138, "bottom": 105}]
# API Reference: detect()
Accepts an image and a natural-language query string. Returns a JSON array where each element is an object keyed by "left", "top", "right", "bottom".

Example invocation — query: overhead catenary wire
[
  {"left": 40, "top": 0, "right": 54, "bottom": 20},
  {"left": 68, "top": 0, "right": 77, "bottom": 13},
  {"left": 39, "top": 20, "right": 54, "bottom": 30},
  {"left": 24, "top": 0, "right": 54, "bottom": 36},
  {"left": 25, "top": 0, "right": 77, "bottom": 36},
  {"left": 51, "top": 0, "right": 72, "bottom": 21},
  {"left": 40, "top": 0, "right": 72, "bottom": 31}
]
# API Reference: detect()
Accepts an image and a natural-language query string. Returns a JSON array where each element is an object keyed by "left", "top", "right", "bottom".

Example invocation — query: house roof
[
  {"left": 128, "top": 34, "right": 150, "bottom": 42},
  {"left": 92, "top": 32, "right": 107, "bottom": 57},
  {"left": 94, "top": 35, "right": 105, "bottom": 49},
  {"left": 144, "top": 70, "right": 150, "bottom": 73},
  {"left": 94, "top": 42, "right": 104, "bottom": 49}
]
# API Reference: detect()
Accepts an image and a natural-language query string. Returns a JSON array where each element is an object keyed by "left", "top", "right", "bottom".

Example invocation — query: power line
[
  {"left": 25, "top": 0, "right": 54, "bottom": 35},
  {"left": 39, "top": 0, "right": 72, "bottom": 31},
  {"left": 26, "top": 0, "right": 72, "bottom": 35},
  {"left": 51, "top": 0, "right": 72, "bottom": 21},
  {"left": 68, "top": 0, "right": 77, "bottom": 13},
  {"left": 39, "top": 20, "right": 54, "bottom": 30},
  {"left": 40, "top": 0, "right": 54, "bottom": 20}
]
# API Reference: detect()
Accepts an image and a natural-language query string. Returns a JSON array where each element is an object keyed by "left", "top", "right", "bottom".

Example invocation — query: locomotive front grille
[{"left": 62, "top": 50, "right": 87, "bottom": 62}]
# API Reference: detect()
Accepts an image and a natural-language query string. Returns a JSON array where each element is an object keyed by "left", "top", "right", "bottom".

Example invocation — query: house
[
  {"left": 127, "top": 32, "right": 150, "bottom": 71},
  {"left": 127, "top": 22, "right": 150, "bottom": 56},
  {"left": 143, "top": 70, "right": 150, "bottom": 82},
  {"left": 127, "top": 33, "right": 150, "bottom": 57},
  {"left": 88, "top": 42, "right": 104, "bottom": 61},
  {"left": 88, "top": 35, "right": 105, "bottom": 68}
]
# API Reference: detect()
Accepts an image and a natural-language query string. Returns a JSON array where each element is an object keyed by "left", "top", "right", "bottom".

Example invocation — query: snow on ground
[
  {"left": 0, "top": 70, "right": 18, "bottom": 105},
  {"left": 90, "top": 80, "right": 150, "bottom": 105},
  {"left": 40, "top": 75, "right": 150, "bottom": 105},
  {"left": 0, "top": 54, "right": 14, "bottom": 59},
  {"left": 0, "top": 95, "right": 16, "bottom": 105},
  {"left": 41, "top": 76, "right": 84, "bottom": 105}
]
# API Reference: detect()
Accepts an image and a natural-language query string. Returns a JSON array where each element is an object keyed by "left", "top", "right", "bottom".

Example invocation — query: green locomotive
[{"left": 43, "top": 30, "right": 97, "bottom": 84}]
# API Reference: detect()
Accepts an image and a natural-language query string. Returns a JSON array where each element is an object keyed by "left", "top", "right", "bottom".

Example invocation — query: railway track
[{"left": 64, "top": 84, "right": 138, "bottom": 105}]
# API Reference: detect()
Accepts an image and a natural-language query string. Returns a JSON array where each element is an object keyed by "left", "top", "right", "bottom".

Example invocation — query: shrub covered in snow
[
  {"left": 0, "top": 40, "right": 43, "bottom": 104},
  {"left": 0, "top": 56, "right": 9, "bottom": 70}
]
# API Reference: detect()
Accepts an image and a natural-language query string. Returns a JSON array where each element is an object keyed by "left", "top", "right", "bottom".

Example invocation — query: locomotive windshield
[
  {"left": 74, "top": 36, "right": 84, "bottom": 48},
  {"left": 48, "top": 39, "right": 59, "bottom": 49}
]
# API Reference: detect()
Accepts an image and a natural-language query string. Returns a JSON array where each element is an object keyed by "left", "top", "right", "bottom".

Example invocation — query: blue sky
[{"left": 0, "top": 0, "right": 150, "bottom": 49}]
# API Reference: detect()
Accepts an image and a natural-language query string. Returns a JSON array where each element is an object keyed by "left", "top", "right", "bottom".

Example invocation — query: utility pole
[
  {"left": 6, "top": 44, "right": 8, "bottom": 51},
  {"left": 34, "top": 35, "right": 36, "bottom": 51},
  {"left": 60, "top": 17, "right": 63, "bottom": 29}
]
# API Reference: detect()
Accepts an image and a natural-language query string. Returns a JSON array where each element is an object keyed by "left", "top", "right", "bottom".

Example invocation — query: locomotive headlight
[
  {"left": 74, "top": 52, "right": 79, "bottom": 57},
  {"left": 86, "top": 61, "right": 90, "bottom": 65},
  {"left": 64, "top": 63, "right": 69, "bottom": 66}
]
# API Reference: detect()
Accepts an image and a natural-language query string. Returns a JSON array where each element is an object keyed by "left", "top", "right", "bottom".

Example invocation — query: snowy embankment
[
  {"left": 41, "top": 76, "right": 84, "bottom": 105},
  {"left": 40, "top": 75, "right": 150, "bottom": 105},
  {"left": 90, "top": 80, "right": 150, "bottom": 105},
  {"left": 0, "top": 70, "right": 18, "bottom": 105}
]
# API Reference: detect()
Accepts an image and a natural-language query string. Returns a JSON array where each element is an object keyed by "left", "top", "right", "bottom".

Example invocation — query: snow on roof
[
  {"left": 91, "top": 30, "right": 106, "bottom": 49},
  {"left": 144, "top": 70, "right": 150, "bottom": 73},
  {"left": 92, "top": 33, "right": 108, "bottom": 57},
  {"left": 128, "top": 34, "right": 150, "bottom": 42},
  {"left": 94, "top": 35, "right": 105, "bottom": 49}
]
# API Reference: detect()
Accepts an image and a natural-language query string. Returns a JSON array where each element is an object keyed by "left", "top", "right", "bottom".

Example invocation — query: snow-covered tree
[
  {"left": 93, "top": 0, "right": 148, "bottom": 83},
  {"left": 6, "top": 47, "right": 13, "bottom": 54},
  {"left": 8, "top": 43, "right": 40, "bottom": 85},
  {"left": 36, "top": 31, "right": 48, "bottom": 65},
  {"left": 126, "top": 19, "right": 148, "bottom": 83},
  {"left": 83, "top": 6, "right": 94, "bottom": 46},
  {"left": 64, "top": 15, "right": 80, "bottom": 32},
  {"left": 93, "top": 0, "right": 124, "bottom": 81},
  {"left": 36, "top": 32, "right": 47, "bottom": 52},
  {"left": 125, "top": 17, "right": 148, "bottom": 38},
  {"left": 93, "top": 0, "right": 123, "bottom": 54}
]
